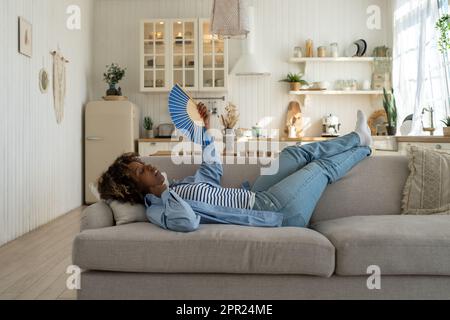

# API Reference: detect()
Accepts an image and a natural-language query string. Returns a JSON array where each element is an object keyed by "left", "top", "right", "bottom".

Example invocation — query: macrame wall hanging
[{"left": 50, "top": 50, "right": 69, "bottom": 124}]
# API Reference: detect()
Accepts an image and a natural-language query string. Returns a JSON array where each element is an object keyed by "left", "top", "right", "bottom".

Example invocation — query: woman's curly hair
[{"left": 97, "top": 152, "right": 145, "bottom": 205}]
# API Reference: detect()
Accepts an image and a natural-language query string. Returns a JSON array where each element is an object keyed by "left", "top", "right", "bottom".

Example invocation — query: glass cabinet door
[
  {"left": 172, "top": 20, "right": 198, "bottom": 90},
  {"left": 199, "top": 19, "right": 228, "bottom": 91},
  {"left": 141, "top": 20, "right": 169, "bottom": 91}
]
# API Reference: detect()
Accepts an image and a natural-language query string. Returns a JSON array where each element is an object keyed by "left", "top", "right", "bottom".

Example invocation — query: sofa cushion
[
  {"left": 81, "top": 201, "right": 114, "bottom": 231},
  {"left": 73, "top": 223, "right": 335, "bottom": 277},
  {"left": 402, "top": 146, "right": 450, "bottom": 215},
  {"left": 109, "top": 201, "right": 148, "bottom": 226},
  {"left": 311, "top": 156, "right": 410, "bottom": 223},
  {"left": 312, "top": 215, "right": 450, "bottom": 276}
]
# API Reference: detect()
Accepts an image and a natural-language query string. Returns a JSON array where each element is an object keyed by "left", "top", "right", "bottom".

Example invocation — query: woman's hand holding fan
[{"left": 197, "top": 103, "right": 210, "bottom": 130}]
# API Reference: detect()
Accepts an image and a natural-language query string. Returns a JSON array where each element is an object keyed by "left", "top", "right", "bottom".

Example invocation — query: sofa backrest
[{"left": 142, "top": 155, "right": 410, "bottom": 223}]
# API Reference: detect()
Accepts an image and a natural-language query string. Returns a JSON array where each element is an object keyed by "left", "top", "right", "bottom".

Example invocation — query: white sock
[{"left": 355, "top": 110, "right": 373, "bottom": 147}]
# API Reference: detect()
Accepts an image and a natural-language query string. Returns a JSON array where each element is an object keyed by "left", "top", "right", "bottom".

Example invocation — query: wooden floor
[{"left": 0, "top": 207, "right": 83, "bottom": 300}]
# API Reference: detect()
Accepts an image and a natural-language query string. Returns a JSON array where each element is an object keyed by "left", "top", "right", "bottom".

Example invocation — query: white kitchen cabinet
[
  {"left": 199, "top": 19, "right": 228, "bottom": 92},
  {"left": 140, "top": 18, "right": 228, "bottom": 93},
  {"left": 139, "top": 141, "right": 170, "bottom": 156},
  {"left": 140, "top": 20, "right": 171, "bottom": 92},
  {"left": 171, "top": 19, "right": 199, "bottom": 90}
]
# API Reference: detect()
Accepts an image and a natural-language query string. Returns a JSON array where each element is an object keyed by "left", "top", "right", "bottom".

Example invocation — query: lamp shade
[{"left": 211, "top": 0, "right": 250, "bottom": 39}]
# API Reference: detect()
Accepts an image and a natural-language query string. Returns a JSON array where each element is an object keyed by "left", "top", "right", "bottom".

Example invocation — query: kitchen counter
[
  {"left": 138, "top": 135, "right": 450, "bottom": 157},
  {"left": 138, "top": 136, "right": 332, "bottom": 143},
  {"left": 395, "top": 136, "right": 450, "bottom": 143},
  {"left": 139, "top": 136, "right": 450, "bottom": 143},
  {"left": 139, "top": 137, "right": 183, "bottom": 143}
]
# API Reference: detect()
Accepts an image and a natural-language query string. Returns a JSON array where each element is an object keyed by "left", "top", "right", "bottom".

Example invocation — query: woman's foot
[{"left": 355, "top": 110, "right": 373, "bottom": 147}]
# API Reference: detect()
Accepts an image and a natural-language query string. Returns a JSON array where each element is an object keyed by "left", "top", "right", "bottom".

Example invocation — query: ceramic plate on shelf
[
  {"left": 345, "top": 43, "right": 359, "bottom": 57},
  {"left": 355, "top": 39, "right": 367, "bottom": 56},
  {"left": 400, "top": 114, "right": 414, "bottom": 136}
]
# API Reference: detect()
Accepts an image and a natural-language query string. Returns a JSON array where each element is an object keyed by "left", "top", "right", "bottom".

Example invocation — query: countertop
[
  {"left": 139, "top": 136, "right": 450, "bottom": 143},
  {"left": 138, "top": 137, "right": 331, "bottom": 143}
]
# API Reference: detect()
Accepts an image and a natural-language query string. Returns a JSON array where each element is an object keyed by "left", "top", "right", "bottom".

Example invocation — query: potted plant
[
  {"left": 383, "top": 88, "right": 398, "bottom": 136},
  {"left": 103, "top": 63, "right": 127, "bottom": 96},
  {"left": 280, "top": 72, "right": 309, "bottom": 91},
  {"left": 436, "top": 14, "right": 450, "bottom": 53},
  {"left": 143, "top": 117, "right": 154, "bottom": 138},
  {"left": 442, "top": 116, "right": 450, "bottom": 137}
]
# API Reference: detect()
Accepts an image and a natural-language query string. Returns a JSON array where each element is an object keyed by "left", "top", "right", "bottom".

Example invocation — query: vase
[
  {"left": 386, "top": 125, "right": 397, "bottom": 136},
  {"left": 146, "top": 130, "right": 154, "bottom": 139},
  {"left": 106, "top": 84, "right": 118, "bottom": 96},
  {"left": 224, "top": 130, "right": 235, "bottom": 154},
  {"left": 444, "top": 127, "right": 450, "bottom": 137}
]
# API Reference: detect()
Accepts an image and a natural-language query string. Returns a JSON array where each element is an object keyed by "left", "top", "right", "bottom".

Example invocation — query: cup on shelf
[{"left": 362, "top": 80, "right": 372, "bottom": 91}]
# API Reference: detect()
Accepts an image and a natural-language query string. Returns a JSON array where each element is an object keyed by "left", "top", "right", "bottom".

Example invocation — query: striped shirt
[{"left": 171, "top": 183, "right": 256, "bottom": 210}]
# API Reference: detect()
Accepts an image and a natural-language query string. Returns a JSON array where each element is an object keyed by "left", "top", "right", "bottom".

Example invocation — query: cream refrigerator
[{"left": 85, "top": 101, "right": 140, "bottom": 204}]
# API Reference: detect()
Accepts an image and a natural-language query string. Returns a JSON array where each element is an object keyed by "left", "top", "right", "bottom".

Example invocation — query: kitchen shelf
[
  {"left": 289, "top": 90, "right": 383, "bottom": 95},
  {"left": 289, "top": 57, "right": 390, "bottom": 63}
]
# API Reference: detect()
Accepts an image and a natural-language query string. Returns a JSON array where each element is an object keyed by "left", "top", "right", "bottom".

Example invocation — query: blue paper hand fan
[{"left": 168, "top": 84, "right": 211, "bottom": 146}]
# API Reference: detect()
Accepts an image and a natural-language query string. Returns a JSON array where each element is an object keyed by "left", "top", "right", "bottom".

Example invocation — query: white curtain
[{"left": 393, "top": 0, "right": 449, "bottom": 135}]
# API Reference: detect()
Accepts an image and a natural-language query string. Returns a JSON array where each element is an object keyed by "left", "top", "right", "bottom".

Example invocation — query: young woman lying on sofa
[{"left": 97, "top": 103, "right": 372, "bottom": 232}]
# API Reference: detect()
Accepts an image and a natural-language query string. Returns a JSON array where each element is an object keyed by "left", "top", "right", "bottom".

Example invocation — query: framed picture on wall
[{"left": 18, "top": 17, "right": 32, "bottom": 57}]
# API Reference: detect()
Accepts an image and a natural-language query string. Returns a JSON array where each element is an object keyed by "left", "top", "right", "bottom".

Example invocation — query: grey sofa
[{"left": 73, "top": 155, "right": 450, "bottom": 300}]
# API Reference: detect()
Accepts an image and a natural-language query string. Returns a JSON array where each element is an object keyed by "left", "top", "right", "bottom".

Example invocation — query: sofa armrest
[{"left": 81, "top": 202, "right": 115, "bottom": 232}]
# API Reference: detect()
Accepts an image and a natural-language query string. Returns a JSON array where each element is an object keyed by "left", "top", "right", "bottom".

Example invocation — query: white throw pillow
[
  {"left": 109, "top": 201, "right": 148, "bottom": 226},
  {"left": 106, "top": 172, "right": 169, "bottom": 226},
  {"left": 89, "top": 182, "right": 101, "bottom": 201}
]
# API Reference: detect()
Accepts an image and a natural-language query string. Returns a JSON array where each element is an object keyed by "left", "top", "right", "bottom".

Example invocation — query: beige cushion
[
  {"left": 73, "top": 223, "right": 335, "bottom": 277},
  {"left": 81, "top": 202, "right": 114, "bottom": 231},
  {"left": 312, "top": 215, "right": 450, "bottom": 276},
  {"left": 402, "top": 146, "right": 450, "bottom": 215},
  {"left": 312, "top": 156, "right": 410, "bottom": 222},
  {"left": 109, "top": 201, "right": 147, "bottom": 226}
]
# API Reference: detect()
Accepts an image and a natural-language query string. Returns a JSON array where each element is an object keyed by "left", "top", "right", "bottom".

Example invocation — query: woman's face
[{"left": 128, "top": 161, "right": 165, "bottom": 192}]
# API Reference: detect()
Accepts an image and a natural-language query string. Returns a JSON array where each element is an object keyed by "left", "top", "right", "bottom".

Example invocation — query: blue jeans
[{"left": 252, "top": 132, "right": 371, "bottom": 227}]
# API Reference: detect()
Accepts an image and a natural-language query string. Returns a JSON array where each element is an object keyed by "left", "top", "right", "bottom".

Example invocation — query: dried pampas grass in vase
[{"left": 221, "top": 103, "right": 240, "bottom": 135}]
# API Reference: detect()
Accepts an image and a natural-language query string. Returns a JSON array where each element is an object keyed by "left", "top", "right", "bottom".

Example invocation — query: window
[{"left": 393, "top": 0, "right": 450, "bottom": 135}]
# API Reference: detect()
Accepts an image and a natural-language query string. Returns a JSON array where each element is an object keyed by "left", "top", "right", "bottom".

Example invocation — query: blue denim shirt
[{"left": 144, "top": 143, "right": 283, "bottom": 232}]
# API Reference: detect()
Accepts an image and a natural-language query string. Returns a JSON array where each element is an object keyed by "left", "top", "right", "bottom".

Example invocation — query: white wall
[
  {"left": 93, "top": 0, "right": 392, "bottom": 137},
  {"left": 0, "top": 0, "right": 94, "bottom": 246}
]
